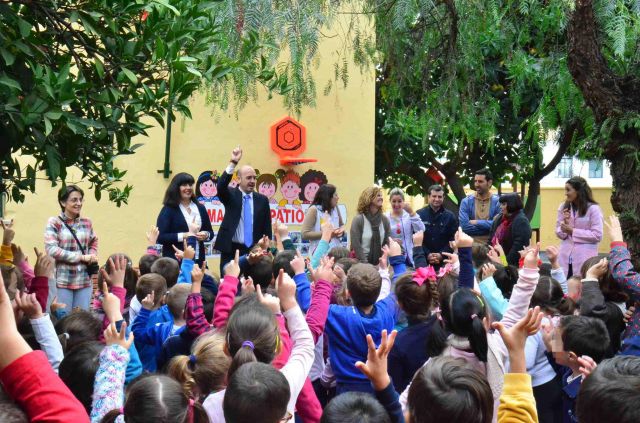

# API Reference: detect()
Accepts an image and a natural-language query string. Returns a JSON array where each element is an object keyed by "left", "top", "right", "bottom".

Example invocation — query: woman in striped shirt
[{"left": 44, "top": 185, "right": 98, "bottom": 310}]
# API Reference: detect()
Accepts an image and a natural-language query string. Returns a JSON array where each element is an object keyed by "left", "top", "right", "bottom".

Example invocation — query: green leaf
[
  {"left": 44, "top": 144, "right": 61, "bottom": 179},
  {"left": 44, "top": 117, "right": 52, "bottom": 136},
  {"left": 153, "top": 0, "right": 181, "bottom": 16},
  {"left": 17, "top": 19, "right": 31, "bottom": 38},
  {"left": 94, "top": 58, "right": 105, "bottom": 78},
  {"left": 0, "top": 48, "right": 15, "bottom": 66},
  {"left": 120, "top": 67, "right": 138, "bottom": 84},
  {"left": 185, "top": 66, "right": 202, "bottom": 77},
  {"left": 45, "top": 111, "right": 63, "bottom": 120},
  {"left": 0, "top": 76, "right": 21, "bottom": 91}
]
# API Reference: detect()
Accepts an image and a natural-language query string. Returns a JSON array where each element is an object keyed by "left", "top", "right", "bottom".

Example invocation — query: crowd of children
[{"left": 0, "top": 199, "right": 639, "bottom": 423}]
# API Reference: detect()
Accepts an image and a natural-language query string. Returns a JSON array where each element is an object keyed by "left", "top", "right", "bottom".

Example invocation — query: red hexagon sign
[{"left": 270, "top": 117, "right": 306, "bottom": 158}]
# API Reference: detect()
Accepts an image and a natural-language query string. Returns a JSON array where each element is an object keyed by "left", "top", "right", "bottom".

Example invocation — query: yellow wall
[
  {"left": 539, "top": 187, "right": 613, "bottom": 253},
  {"left": 6, "top": 22, "right": 375, "bottom": 270}
]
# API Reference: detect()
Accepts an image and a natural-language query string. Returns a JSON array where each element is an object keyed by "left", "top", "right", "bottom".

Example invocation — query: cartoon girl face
[
  {"left": 304, "top": 182, "right": 320, "bottom": 203},
  {"left": 281, "top": 180, "right": 301, "bottom": 201},
  {"left": 200, "top": 180, "right": 217, "bottom": 197},
  {"left": 259, "top": 182, "right": 276, "bottom": 199}
]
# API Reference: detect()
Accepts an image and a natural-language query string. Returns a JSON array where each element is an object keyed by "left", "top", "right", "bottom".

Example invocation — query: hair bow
[
  {"left": 413, "top": 267, "right": 434, "bottom": 286},
  {"left": 437, "top": 263, "right": 453, "bottom": 278}
]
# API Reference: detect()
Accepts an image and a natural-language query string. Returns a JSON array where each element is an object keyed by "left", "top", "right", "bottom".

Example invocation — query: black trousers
[
  {"left": 533, "top": 375, "right": 563, "bottom": 423},
  {"left": 219, "top": 243, "right": 250, "bottom": 277}
]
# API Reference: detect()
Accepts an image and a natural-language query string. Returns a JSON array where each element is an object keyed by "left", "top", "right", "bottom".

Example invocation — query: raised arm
[
  {"left": 212, "top": 251, "right": 241, "bottom": 328},
  {"left": 90, "top": 324, "right": 133, "bottom": 423}
]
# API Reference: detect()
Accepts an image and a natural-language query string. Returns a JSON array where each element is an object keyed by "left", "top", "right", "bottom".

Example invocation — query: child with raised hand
[
  {"left": 131, "top": 282, "right": 191, "bottom": 369},
  {"left": 579, "top": 256, "right": 626, "bottom": 354},
  {"left": 0, "top": 270, "right": 89, "bottom": 422},
  {"left": 541, "top": 314, "right": 608, "bottom": 423},
  {"left": 604, "top": 215, "right": 640, "bottom": 349},
  {"left": 14, "top": 290, "right": 63, "bottom": 372},
  {"left": 102, "top": 282, "right": 142, "bottom": 383},
  {"left": 321, "top": 330, "right": 396, "bottom": 423},
  {"left": 90, "top": 322, "right": 134, "bottom": 422},
  {"left": 400, "top": 245, "right": 542, "bottom": 417},
  {"left": 387, "top": 258, "right": 438, "bottom": 393},
  {"left": 94, "top": 323, "right": 208, "bottom": 423},
  {"left": 202, "top": 268, "right": 315, "bottom": 422},
  {"left": 492, "top": 306, "right": 543, "bottom": 423},
  {"left": 324, "top": 237, "right": 406, "bottom": 395}
]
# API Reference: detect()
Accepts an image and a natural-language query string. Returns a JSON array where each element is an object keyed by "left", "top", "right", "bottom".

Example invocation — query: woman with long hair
[
  {"left": 555, "top": 176, "right": 603, "bottom": 277},
  {"left": 301, "top": 184, "right": 345, "bottom": 256},
  {"left": 349, "top": 187, "right": 391, "bottom": 265}
]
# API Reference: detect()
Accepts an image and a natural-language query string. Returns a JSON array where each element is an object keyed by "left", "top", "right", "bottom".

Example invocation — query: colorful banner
[{"left": 195, "top": 168, "right": 349, "bottom": 257}]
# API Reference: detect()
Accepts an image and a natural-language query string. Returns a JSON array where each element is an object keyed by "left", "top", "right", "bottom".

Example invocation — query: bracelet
[{"left": 230, "top": 160, "right": 239, "bottom": 165}]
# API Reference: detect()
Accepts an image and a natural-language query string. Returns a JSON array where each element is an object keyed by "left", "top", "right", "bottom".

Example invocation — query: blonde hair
[
  {"left": 357, "top": 186, "right": 383, "bottom": 214},
  {"left": 167, "top": 331, "right": 231, "bottom": 399}
]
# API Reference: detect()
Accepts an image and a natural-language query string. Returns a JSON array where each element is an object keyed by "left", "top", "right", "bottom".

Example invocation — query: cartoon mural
[
  {"left": 257, "top": 173, "right": 278, "bottom": 204},
  {"left": 299, "top": 169, "right": 327, "bottom": 204},
  {"left": 196, "top": 171, "right": 221, "bottom": 205},
  {"left": 277, "top": 169, "right": 302, "bottom": 207},
  {"left": 197, "top": 167, "right": 348, "bottom": 257}
]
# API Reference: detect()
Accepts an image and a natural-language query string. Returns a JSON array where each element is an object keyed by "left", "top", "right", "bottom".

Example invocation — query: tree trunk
[
  {"left": 567, "top": 0, "right": 640, "bottom": 261},
  {"left": 607, "top": 130, "right": 640, "bottom": 262}
]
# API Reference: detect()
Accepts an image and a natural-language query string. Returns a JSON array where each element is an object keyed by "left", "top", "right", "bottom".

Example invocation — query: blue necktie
[{"left": 243, "top": 194, "right": 253, "bottom": 248}]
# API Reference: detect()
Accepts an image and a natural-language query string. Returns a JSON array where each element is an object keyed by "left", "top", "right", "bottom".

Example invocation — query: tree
[
  {"left": 566, "top": 0, "right": 640, "bottom": 259},
  {"left": 0, "top": 0, "right": 334, "bottom": 205},
  {"left": 367, "top": 0, "right": 592, "bottom": 216}
]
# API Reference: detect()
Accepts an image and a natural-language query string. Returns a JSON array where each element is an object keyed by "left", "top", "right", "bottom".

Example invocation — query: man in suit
[{"left": 215, "top": 146, "right": 273, "bottom": 275}]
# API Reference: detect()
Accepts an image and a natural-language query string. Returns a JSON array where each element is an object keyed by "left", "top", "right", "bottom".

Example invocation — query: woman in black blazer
[
  {"left": 156, "top": 172, "right": 214, "bottom": 266},
  {"left": 488, "top": 193, "right": 531, "bottom": 267}
]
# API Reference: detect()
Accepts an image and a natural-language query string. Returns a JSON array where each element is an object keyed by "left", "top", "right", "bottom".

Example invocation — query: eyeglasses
[{"left": 280, "top": 412, "right": 293, "bottom": 422}]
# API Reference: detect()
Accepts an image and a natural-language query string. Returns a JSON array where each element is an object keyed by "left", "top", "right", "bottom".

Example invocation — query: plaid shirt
[{"left": 44, "top": 213, "right": 98, "bottom": 289}]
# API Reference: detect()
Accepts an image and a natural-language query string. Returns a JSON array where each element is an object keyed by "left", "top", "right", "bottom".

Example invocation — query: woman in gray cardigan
[{"left": 350, "top": 186, "right": 391, "bottom": 265}]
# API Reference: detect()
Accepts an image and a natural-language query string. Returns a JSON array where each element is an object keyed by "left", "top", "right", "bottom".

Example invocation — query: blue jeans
[{"left": 56, "top": 286, "right": 93, "bottom": 311}]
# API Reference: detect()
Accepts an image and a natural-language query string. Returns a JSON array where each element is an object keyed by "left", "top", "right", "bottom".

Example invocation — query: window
[
  {"left": 589, "top": 159, "right": 603, "bottom": 178},
  {"left": 556, "top": 156, "right": 573, "bottom": 178}
]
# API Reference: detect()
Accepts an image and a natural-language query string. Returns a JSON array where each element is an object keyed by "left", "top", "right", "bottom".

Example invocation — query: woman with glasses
[
  {"left": 385, "top": 188, "right": 425, "bottom": 266},
  {"left": 44, "top": 185, "right": 98, "bottom": 310}
]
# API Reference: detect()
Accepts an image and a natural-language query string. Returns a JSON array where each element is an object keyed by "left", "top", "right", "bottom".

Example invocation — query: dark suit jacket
[
  {"left": 488, "top": 210, "right": 531, "bottom": 266},
  {"left": 214, "top": 170, "right": 273, "bottom": 253},
  {"left": 156, "top": 202, "right": 214, "bottom": 265}
]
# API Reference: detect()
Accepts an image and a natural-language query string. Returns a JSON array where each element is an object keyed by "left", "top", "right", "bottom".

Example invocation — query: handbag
[{"left": 59, "top": 217, "right": 99, "bottom": 276}]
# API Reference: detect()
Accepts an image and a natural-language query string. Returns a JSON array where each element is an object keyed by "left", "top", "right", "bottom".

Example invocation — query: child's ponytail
[
  {"left": 426, "top": 315, "right": 449, "bottom": 357},
  {"left": 100, "top": 374, "right": 209, "bottom": 423},
  {"left": 429, "top": 288, "right": 489, "bottom": 363},
  {"left": 167, "top": 354, "right": 196, "bottom": 398},
  {"left": 225, "top": 302, "right": 279, "bottom": 380},
  {"left": 228, "top": 341, "right": 258, "bottom": 379},
  {"left": 99, "top": 410, "right": 121, "bottom": 423},
  {"left": 468, "top": 314, "right": 489, "bottom": 362}
]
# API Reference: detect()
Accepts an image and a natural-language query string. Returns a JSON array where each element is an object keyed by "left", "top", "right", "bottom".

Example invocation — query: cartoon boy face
[
  {"left": 259, "top": 182, "right": 276, "bottom": 199},
  {"left": 200, "top": 180, "right": 217, "bottom": 197},
  {"left": 281, "top": 180, "right": 301, "bottom": 201},
  {"left": 304, "top": 182, "right": 320, "bottom": 202}
]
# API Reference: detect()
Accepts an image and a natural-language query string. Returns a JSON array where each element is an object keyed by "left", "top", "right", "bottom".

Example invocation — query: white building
[{"left": 540, "top": 142, "right": 612, "bottom": 188}]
